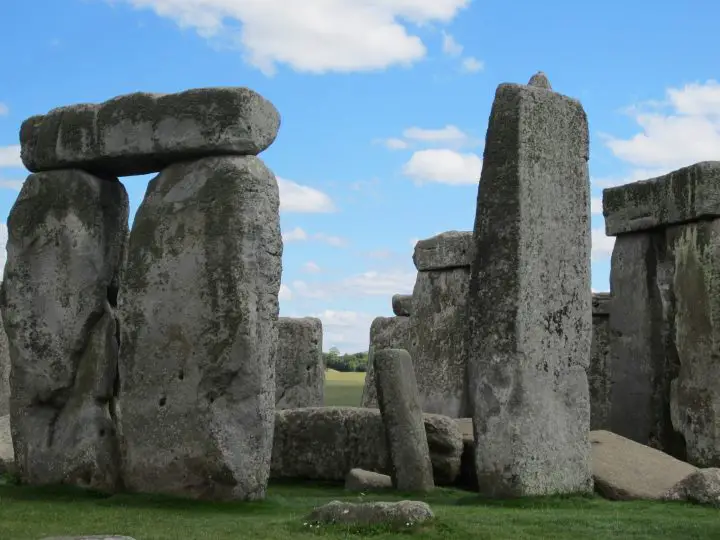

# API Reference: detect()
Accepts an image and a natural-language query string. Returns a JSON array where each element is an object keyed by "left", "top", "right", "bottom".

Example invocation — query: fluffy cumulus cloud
[
  {"left": 460, "top": 56, "right": 483, "bottom": 73},
  {"left": 116, "top": 0, "right": 472, "bottom": 75},
  {"left": 0, "top": 145, "right": 22, "bottom": 168},
  {"left": 277, "top": 177, "right": 336, "bottom": 213},
  {"left": 311, "top": 309, "right": 377, "bottom": 353},
  {"left": 281, "top": 226, "right": 347, "bottom": 247},
  {"left": 591, "top": 227, "right": 615, "bottom": 262},
  {"left": 289, "top": 268, "right": 416, "bottom": 301},
  {"left": 402, "top": 148, "right": 482, "bottom": 185}
]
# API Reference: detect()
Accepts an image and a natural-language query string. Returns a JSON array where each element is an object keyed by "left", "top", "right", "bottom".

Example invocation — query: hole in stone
[
  {"left": 208, "top": 396, "right": 215, "bottom": 404},
  {"left": 178, "top": 369, "right": 184, "bottom": 380},
  {"left": 159, "top": 396, "right": 167, "bottom": 407},
  {"left": 106, "top": 283, "right": 119, "bottom": 307},
  {"left": 99, "top": 428, "right": 106, "bottom": 437}
]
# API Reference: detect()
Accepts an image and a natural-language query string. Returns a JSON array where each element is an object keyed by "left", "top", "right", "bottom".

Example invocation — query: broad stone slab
[
  {"left": 275, "top": 317, "right": 324, "bottom": 409},
  {"left": 669, "top": 220, "right": 720, "bottom": 467},
  {"left": 590, "top": 293, "right": 611, "bottom": 430},
  {"left": 412, "top": 231, "right": 473, "bottom": 271},
  {"left": 466, "top": 79, "right": 592, "bottom": 496},
  {"left": 306, "top": 500, "right": 433, "bottom": 528},
  {"left": 603, "top": 161, "right": 720, "bottom": 236},
  {"left": 409, "top": 262, "right": 470, "bottom": 418},
  {"left": 391, "top": 294, "right": 413, "bottom": 316},
  {"left": 21, "top": 87, "right": 281, "bottom": 177},
  {"left": 118, "top": 155, "right": 282, "bottom": 501},
  {"left": 1, "top": 170, "right": 128, "bottom": 491},
  {"left": 345, "top": 468, "right": 392, "bottom": 491},
  {"left": 374, "top": 349, "right": 434, "bottom": 492},
  {"left": 271, "top": 407, "right": 462, "bottom": 485},
  {"left": 361, "top": 316, "right": 411, "bottom": 408}
]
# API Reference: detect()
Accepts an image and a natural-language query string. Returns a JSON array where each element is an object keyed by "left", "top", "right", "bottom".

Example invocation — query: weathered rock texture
[
  {"left": 466, "top": 77, "right": 593, "bottom": 496},
  {"left": 345, "top": 468, "right": 392, "bottom": 491},
  {"left": 117, "top": 155, "right": 282, "bottom": 500},
  {"left": 0, "top": 309, "right": 9, "bottom": 417},
  {"left": 591, "top": 430, "right": 696, "bottom": 500},
  {"left": 409, "top": 231, "right": 472, "bottom": 418},
  {"left": 590, "top": 293, "right": 611, "bottom": 430},
  {"left": 275, "top": 317, "right": 323, "bottom": 409},
  {"left": 271, "top": 407, "right": 462, "bottom": 485},
  {"left": 603, "top": 161, "right": 720, "bottom": 466},
  {"left": 21, "top": 87, "right": 281, "bottom": 177},
  {"left": 664, "top": 468, "right": 720, "bottom": 507},
  {"left": 361, "top": 316, "right": 411, "bottom": 408},
  {"left": 306, "top": 500, "right": 433, "bottom": 528},
  {"left": 1, "top": 170, "right": 128, "bottom": 490},
  {"left": 374, "top": 348, "right": 434, "bottom": 492},
  {"left": 391, "top": 294, "right": 413, "bottom": 316}
]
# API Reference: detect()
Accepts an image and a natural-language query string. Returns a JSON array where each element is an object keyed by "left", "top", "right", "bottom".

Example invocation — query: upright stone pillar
[
  {"left": 466, "top": 72, "right": 592, "bottom": 496},
  {"left": 275, "top": 317, "right": 324, "bottom": 409},
  {"left": 589, "top": 293, "right": 611, "bottom": 430},
  {"left": 1, "top": 170, "right": 128, "bottom": 490}
]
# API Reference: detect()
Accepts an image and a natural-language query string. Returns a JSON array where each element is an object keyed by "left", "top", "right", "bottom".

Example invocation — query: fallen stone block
[
  {"left": 664, "top": 468, "right": 720, "bottom": 507},
  {"left": 344, "top": 468, "right": 392, "bottom": 491},
  {"left": 306, "top": 500, "right": 433, "bottom": 528}
]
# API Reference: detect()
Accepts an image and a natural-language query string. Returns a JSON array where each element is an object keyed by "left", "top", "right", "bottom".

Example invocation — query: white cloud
[
  {"left": 312, "top": 309, "right": 377, "bottom": 353},
  {"left": 381, "top": 137, "right": 409, "bottom": 150},
  {"left": 116, "top": 0, "right": 471, "bottom": 75},
  {"left": 313, "top": 232, "right": 347, "bottom": 247},
  {"left": 668, "top": 80, "right": 720, "bottom": 116},
  {"left": 282, "top": 226, "right": 308, "bottom": 242},
  {"left": 402, "top": 148, "right": 482, "bottom": 185},
  {"left": 277, "top": 177, "right": 336, "bottom": 213},
  {"left": 279, "top": 283, "right": 293, "bottom": 301},
  {"left": 0, "top": 223, "right": 7, "bottom": 277},
  {"left": 403, "top": 124, "right": 470, "bottom": 144},
  {"left": 441, "top": 31, "right": 462, "bottom": 57},
  {"left": 0, "top": 145, "right": 22, "bottom": 168},
  {"left": 460, "top": 56, "right": 483, "bottom": 73},
  {"left": 590, "top": 197, "right": 603, "bottom": 215},
  {"left": 591, "top": 227, "right": 615, "bottom": 262},
  {"left": 302, "top": 261, "right": 321, "bottom": 273},
  {"left": 591, "top": 168, "right": 668, "bottom": 189},
  {"left": 0, "top": 179, "right": 24, "bottom": 191},
  {"left": 0, "top": 103, "right": 8, "bottom": 116},
  {"left": 291, "top": 268, "right": 416, "bottom": 300}
]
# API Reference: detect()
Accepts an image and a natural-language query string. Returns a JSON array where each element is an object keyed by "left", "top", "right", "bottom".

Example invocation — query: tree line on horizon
[{"left": 323, "top": 347, "right": 368, "bottom": 372}]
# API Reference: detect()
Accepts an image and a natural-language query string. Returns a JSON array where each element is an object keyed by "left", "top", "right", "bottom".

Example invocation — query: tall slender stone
[
  {"left": 466, "top": 74, "right": 592, "bottom": 496},
  {"left": 1, "top": 170, "right": 128, "bottom": 490},
  {"left": 590, "top": 293, "right": 612, "bottom": 430},
  {"left": 361, "top": 316, "right": 411, "bottom": 408},
  {"left": 275, "top": 317, "right": 324, "bottom": 409},
  {"left": 117, "top": 155, "right": 282, "bottom": 500}
]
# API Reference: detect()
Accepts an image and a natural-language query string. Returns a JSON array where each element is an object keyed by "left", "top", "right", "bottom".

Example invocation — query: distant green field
[{"left": 323, "top": 369, "right": 365, "bottom": 406}]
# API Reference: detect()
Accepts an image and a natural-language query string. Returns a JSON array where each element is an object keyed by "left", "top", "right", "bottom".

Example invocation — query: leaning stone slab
[
  {"left": 118, "top": 155, "right": 282, "bottom": 501},
  {"left": 275, "top": 317, "right": 324, "bottom": 409},
  {"left": 590, "top": 293, "right": 611, "bottom": 431},
  {"left": 21, "top": 87, "right": 281, "bottom": 177},
  {"left": 345, "top": 468, "right": 392, "bottom": 491},
  {"left": 361, "top": 316, "right": 411, "bottom": 408},
  {"left": 466, "top": 76, "right": 592, "bottom": 496},
  {"left": 271, "top": 407, "right": 462, "bottom": 485},
  {"left": 412, "top": 231, "right": 473, "bottom": 271},
  {"left": 306, "top": 500, "right": 433, "bottom": 528},
  {"left": 391, "top": 294, "right": 413, "bottom": 316},
  {"left": 1, "top": 169, "right": 128, "bottom": 491},
  {"left": 591, "top": 430, "right": 696, "bottom": 500},
  {"left": 664, "top": 468, "right": 720, "bottom": 507},
  {"left": 603, "top": 162, "right": 720, "bottom": 236},
  {"left": 374, "top": 349, "right": 434, "bottom": 492}
]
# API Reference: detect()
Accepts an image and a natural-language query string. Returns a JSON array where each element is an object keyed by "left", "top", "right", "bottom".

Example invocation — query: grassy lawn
[{"left": 0, "top": 371, "right": 716, "bottom": 539}]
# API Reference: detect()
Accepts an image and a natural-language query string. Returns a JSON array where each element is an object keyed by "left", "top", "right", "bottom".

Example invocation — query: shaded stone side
[
  {"left": 409, "top": 267, "right": 470, "bottom": 418},
  {"left": 275, "top": 317, "right": 324, "bottom": 409},
  {"left": 603, "top": 161, "right": 720, "bottom": 236},
  {"left": 0, "top": 308, "right": 9, "bottom": 417},
  {"left": 117, "top": 155, "right": 281, "bottom": 501},
  {"left": 668, "top": 220, "right": 720, "bottom": 467},
  {"left": 391, "top": 294, "right": 413, "bottom": 317},
  {"left": 466, "top": 79, "right": 592, "bottom": 496},
  {"left": 1, "top": 170, "right": 128, "bottom": 490},
  {"left": 590, "top": 293, "right": 611, "bottom": 430},
  {"left": 360, "top": 316, "right": 411, "bottom": 408}
]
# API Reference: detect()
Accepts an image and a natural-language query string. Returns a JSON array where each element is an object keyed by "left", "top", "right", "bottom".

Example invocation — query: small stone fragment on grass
[
  {"left": 306, "top": 500, "right": 433, "bottom": 527},
  {"left": 345, "top": 468, "right": 392, "bottom": 491}
]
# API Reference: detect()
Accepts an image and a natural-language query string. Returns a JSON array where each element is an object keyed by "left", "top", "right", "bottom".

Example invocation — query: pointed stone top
[{"left": 528, "top": 71, "right": 552, "bottom": 90}]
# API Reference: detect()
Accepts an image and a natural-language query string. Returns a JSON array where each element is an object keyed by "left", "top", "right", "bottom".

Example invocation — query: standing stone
[
  {"left": 361, "top": 316, "right": 411, "bottom": 408},
  {"left": 0, "top": 308, "right": 9, "bottom": 417},
  {"left": 410, "top": 231, "right": 472, "bottom": 418},
  {"left": 1, "top": 170, "right": 128, "bottom": 490},
  {"left": 590, "top": 293, "right": 611, "bottom": 430},
  {"left": 466, "top": 76, "right": 593, "bottom": 496},
  {"left": 118, "top": 155, "right": 282, "bottom": 500},
  {"left": 374, "top": 349, "right": 434, "bottom": 492},
  {"left": 275, "top": 317, "right": 324, "bottom": 409}
]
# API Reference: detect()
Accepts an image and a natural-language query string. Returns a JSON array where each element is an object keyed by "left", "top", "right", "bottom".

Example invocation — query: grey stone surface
[
  {"left": 117, "top": 155, "right": 282, "bottom": 500},
  {"left": 0, "top": 415, "right": 13, "bottom": 475},
  {"left": 412, "top": 231, "right": 473, "bottom": 271},
  {"left": 603, "top": 161, "right": 720, "bottom": 236},
  {"left": 344, "top": 468, "right": 392, "bottom": 491},
  {"left": 361, "top": 316, "right": 411, "bottom": 408},
  {"left": 528, "top": 71, "right": 552, "bottom": 90},
  {"left": 391, "top": 294, "right": 413, "bottom": 316},
  {"left": 466, "top": 80, "right": 592, "bottom": 496},
  {"left": 306, "top": 500, "right": 433, "bottom": 528},
  {"left": 607, "top": 233, "right": 684, "bottom": 455},
  {"left": 0, "top": 308, "right": 8, "bottom": 417},
  {"left": 668, "top": 220, "right": 720, "bottom": 467},
  {"left": 1, "top": 169, "right": 127, "bottom": 491},
  {"left": 374, "top": 348, "right": 434, "bottom": 492},
  {"left": 664, "top": 468, "right": 720, "bottom": 506},
  {"left": 409, "top": 264, "right": 470, "bottom": 418},
  {"left": 275, "top": 317, "right": 323, "bottom": 409},
  {"left": 590, "top": 293, "right": 611, "bottom": 430},
  {"left": 271, "top": 407, "right": 462, "bottom": 485},
  {"left": 20, "top": 87, "right": 281, "bottom": 177}
]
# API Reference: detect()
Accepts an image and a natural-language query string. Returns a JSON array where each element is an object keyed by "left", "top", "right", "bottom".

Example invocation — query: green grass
[
  {"left": 0, "top": 479, "right": 718, "bottom": 539},
  {"left": 323, "top": 369, "right": 366, "bottom": 407}
]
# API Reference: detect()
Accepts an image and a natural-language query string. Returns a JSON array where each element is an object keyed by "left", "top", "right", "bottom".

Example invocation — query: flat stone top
[
  {"left": 592, "top": 292, "right": 611, "bottom": 316},
  {"left": 20, "top": 86, "right": 280, "bottom": 177},
  {"left": 413, "top": 231, "right": 473, "bottom": 271},
  {"left": 603, "top": 161, "right": 720, "bottom": 236}
]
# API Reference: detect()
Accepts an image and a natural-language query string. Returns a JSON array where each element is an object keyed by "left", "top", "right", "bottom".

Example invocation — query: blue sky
[{"left": 0, "top": 0, "right": 718, "bottom": 353}]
